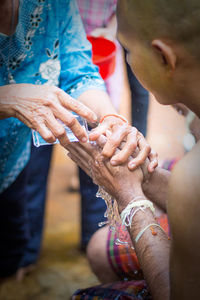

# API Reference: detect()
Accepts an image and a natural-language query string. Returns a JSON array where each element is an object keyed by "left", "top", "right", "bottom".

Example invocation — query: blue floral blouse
[{"left": 0, "top": 0, "right": 105, "bottom": 193}]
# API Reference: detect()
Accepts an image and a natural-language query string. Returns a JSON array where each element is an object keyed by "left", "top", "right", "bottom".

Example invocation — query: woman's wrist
[
  {"left": 0, "top": 85, "right": 15, "bottom": 118},
  {"left": 100, "top": 113, "right": 128, "bottom": 124}
]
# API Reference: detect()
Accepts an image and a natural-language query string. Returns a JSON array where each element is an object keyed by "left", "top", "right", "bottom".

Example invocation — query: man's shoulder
[
  {"left": 170, "top": 141, "right": 200, "bottom": 199},
  {"left": 168, "top": 142, "right": 200, "bottom": 234},
  {"left": 168, "top": 144, "right": 200, "bottom": 299}
]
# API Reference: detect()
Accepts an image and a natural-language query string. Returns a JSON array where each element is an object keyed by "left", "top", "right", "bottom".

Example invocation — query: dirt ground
[{"left": 0, "top": 86, "right": 186, "bottom": 299}]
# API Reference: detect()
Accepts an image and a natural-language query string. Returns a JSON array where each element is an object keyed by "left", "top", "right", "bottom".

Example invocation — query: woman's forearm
[
  {"left": 77, "top": 89, "right": 117, "bottom": 121},
  {"left": 142, "top": 167, "right": 171, "bottom": 211}
]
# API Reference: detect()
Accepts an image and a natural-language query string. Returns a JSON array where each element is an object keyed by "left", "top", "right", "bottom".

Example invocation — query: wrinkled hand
[
  {"left": 66, "top": 136, "right": 145, "bottom": 212},
  {"left": 89, "top": 115, "right": 158, "bottom": 172},
  {"left": 0, "top": 84, "right": 97, "bottom": 146}
]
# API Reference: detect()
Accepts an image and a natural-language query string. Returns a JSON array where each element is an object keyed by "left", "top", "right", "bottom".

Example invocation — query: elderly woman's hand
[
  {"left": 89, "top": 115, "right": 158, "bottom": 173},
  {"left": 0, "top": 84, "right": 97, "bottom": 146},
  {"left": 66, "top": 137, "right": 145, "bottom": 213}
]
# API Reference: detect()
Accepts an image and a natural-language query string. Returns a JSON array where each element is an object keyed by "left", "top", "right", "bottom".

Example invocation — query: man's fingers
[
  {"left": 148, "top": 149, "right": 158, "bottom": 172},
  {"left": 67, "top": 152, "right": 91, "bottom": 177},
  {"left": 66, "top": 141, "right": 101, "bottom": 167},
  {"left": 96, "top": 135, "right": 107, "bottom": 148},
  {"left": 100, "top": 124, "right": 126, "bottom": 158},
  {"left": 57, "top": 89, "right": 97, "bottom": 123},
  {"left": 128, "top": 134, "right": 151, "bottom": 170},
  {"left": 66, "top": 142, "right": 91, "bottom": 162},
  {"left": 89, "top": 124, "right": 108, "bottom": 141},
  {"left": 109, "top": 127, "right": 138, "bottom": 165}
]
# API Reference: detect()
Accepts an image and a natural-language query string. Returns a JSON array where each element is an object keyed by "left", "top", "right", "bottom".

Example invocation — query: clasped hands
[{"left": 66, "top": 132, "right": 157, "bottom": 213}]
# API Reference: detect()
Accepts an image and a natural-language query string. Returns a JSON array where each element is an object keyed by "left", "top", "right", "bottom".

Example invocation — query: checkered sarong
[{"left": 72, "top": 214, "right": 168, "bottom": 299}]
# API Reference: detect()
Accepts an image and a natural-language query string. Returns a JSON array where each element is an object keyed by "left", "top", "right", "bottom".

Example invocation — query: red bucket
[{"left": 87, "top": 36, "right": 116, "bottom": 80}]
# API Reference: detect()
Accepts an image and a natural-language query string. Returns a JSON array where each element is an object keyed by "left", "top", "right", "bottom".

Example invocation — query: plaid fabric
[
  {"left": 72, "top": 280, "right": 152, "bottom": 300},
  {"left": 162, "top": 158, "right": 179, "bottom": 171},
  {"left": 107, "top": 214, "right": 169, "bottom": 280},
  {"left": 72, "top": 215, "right": 168, "bottom": 300},
  {"left": 77, "top": 0, "right": 117, "bottom": 34}
]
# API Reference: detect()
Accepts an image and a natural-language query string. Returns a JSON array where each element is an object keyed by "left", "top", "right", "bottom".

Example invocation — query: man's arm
[
  {"left": 142, "top": 167, "right": 171, "bottom": 211},
  {"left": 126, "top": 187, "right": 170, "bottom": 300},
  {"left": 167, "top": 143, "right": 200, "bottom": 300},
  {"left": 66, "top": 139, "right": 170, "bottom": 300}
]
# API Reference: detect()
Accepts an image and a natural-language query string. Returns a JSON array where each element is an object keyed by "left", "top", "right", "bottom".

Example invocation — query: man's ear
[{"left": 152, "top": 39, "right": 177, "bottom": 70}]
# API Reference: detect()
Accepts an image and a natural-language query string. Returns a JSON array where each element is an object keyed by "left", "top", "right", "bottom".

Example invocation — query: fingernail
[
  {"left": 106, "top": 130, "right": 112, "bottom": 137},
  {"left": 92, "top": 115, "right": 98, "bottom": 122},
  {"left": 111, "top": 160, "right": 117, "bottom": 166},
  {"left": 130, "top": 163, "right": 136, "bottom": 168},
  {"left": 81, "top": 137, "right": 87, "bottom": 143}
]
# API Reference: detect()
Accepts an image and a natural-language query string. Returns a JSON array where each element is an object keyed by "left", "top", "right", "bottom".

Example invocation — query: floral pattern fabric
[{"left": 0, "top": 0, "right": 105, "bottom": 193}]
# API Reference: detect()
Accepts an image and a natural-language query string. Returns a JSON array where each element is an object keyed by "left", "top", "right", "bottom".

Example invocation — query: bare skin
[
  {"left": 142, "top": 167, "right": 171, "bottom": 212},
  {"left": 168, "top": 143, "right": 200, "bottom": 299},
  {"left": 67, "top": 140, "right": 170, "bottom": 300},
  {"left": 66, "top": 1, "right": 200, "bottom": 299},
  {"left": 0, "top": 0, "right": 19, "bottom": 36},
  {"left": 83, "top": 109, "right": 200, "bottom": 293},
  {"left": 116, "top": 1, "right": 200, "bottom": 297}
]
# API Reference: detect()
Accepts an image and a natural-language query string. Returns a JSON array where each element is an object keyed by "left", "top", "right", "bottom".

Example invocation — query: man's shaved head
[{"left": 117, "top": 0, "right": 200, "bottom": 59}]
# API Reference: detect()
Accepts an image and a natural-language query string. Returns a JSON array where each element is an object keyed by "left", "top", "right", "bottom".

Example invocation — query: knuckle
[
  {"left": 130, "top": 126, "right": 137, "bottom": 134},
  {"left": 108, "top": 137, "right": 119, "bottom": 147},
  {"left": 137, "top": 157, "right": 144, "bottom": 165},
  {"left": 96, "top": 155, "right": 104, "bottom": 166},
  {"left": 127, "top": 139, "right": 137, "bottom": 151},
  {"left": 145, "top": 144, "right": 151, "bottom": 153},
  {"left": 31, "top": 119, "right": 38, "bottom": 130},
  {"left": 60, "top": 139, "right": 70, "bottom": 148},
  {"left": 52, "top": 86, "right": 60, "bottom": 93},
  {"left": 96, "top": 154, "right": 102, "bottom": 163},
  {"left": 151, "top": 149, "right": 158, "bottom": 157},
  {"left": 120, "top": 126, "right": 129, "bottom": 136},
  {"left": 137, "top": 132, "right": 144, "bottom": 141},
  {"left": 114, "top": 156, "right": 123, "bottom": 164},
  {"left": 66, "top": 116, "right": 76, "bottom": 128},
  {"left": 43, "top": 97, "right": 53, "bottom": 107},
  {"left": 43, "top": 132, "right": 56, "bottom": 143},
  {"left": 71, "top": 100, "right": 79, "bottom": 111},
  {"left": 130, "top": 139, "right": 137, "bottom": 148},
  {"left": 54, "top": 127, "right": 66, "bottom": 139}
]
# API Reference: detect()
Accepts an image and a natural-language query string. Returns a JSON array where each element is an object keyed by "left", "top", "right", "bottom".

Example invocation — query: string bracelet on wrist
[
  {"left": 100, "top": 114, "right": 128, "bottom": 124},
  {"left": 120, "top": 198, "right": 155, "bottom": 228},
  {"left": 135, "top": 223, "right": 167, "bottom": 243}
]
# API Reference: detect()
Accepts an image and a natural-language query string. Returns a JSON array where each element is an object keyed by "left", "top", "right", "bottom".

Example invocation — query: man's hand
[
  {"left": 66, "top": 136, "right": 145, "bottom": 212},
  {"left": 89, "top": 115, "right": 158, "bottom": 172},
  {"left": 0, "top": 84, "right": 97, "bottom": 146}
]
